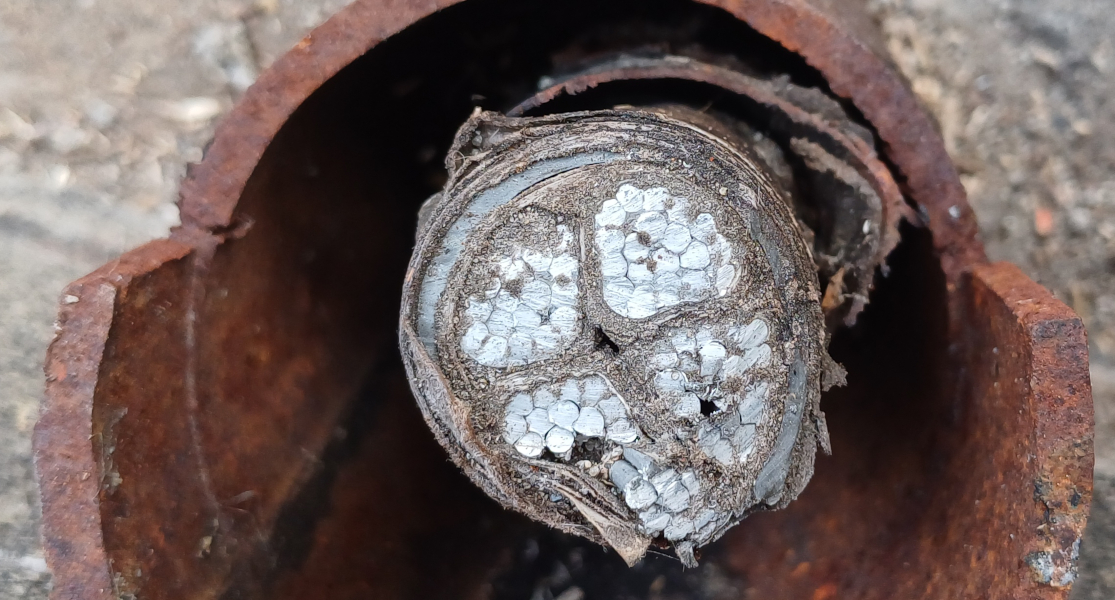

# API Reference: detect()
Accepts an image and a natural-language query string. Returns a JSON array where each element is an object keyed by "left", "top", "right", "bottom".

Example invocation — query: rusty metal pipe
[{"left": 34, "top": 0, "right": 1093, "bottom": 598}]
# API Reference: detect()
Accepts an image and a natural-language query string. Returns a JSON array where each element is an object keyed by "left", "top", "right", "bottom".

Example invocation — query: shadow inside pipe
[{"left": 209, "top": 1, "right": 955, "bottom": 597}]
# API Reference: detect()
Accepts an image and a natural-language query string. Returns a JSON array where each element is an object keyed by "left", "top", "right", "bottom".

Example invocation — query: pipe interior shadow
[{"left": 217, "top": 1, "right": 954, "bottom": 596}]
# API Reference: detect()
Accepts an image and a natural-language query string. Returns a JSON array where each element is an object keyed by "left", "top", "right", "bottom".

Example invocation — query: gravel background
[{"left": 0, "top": 0, "right": 1111, "bottom": 597}]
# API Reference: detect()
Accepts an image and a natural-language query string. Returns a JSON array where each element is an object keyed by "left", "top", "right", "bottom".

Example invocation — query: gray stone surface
[{"left": 0, "top": 0, "right": 1110, "bottom": 597}]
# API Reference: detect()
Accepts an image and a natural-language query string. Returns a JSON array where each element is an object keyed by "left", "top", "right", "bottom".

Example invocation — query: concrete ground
[{"left": 0, "top": 0, "right": 1111, "bottom": 597}]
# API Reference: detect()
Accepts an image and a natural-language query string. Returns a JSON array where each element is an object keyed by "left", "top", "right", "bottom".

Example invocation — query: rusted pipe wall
[{"left": 33, "top": 0, "right": 1092, "bottom": 598}]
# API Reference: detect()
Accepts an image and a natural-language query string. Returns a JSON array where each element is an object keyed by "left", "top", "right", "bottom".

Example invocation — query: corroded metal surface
[
  {"left": 963, "top": 262, "right": 1093, "bottom": 596},
  {"left": 37, "top": 240, "right": 193, "bottom": 600},
  {"left": 33, "top": 0, "right": 1092, "bottom": 598}
]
